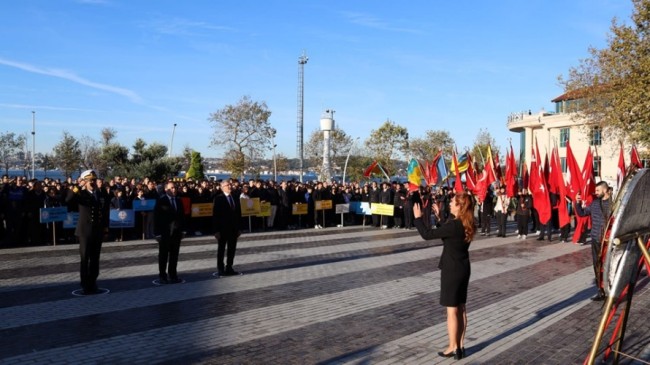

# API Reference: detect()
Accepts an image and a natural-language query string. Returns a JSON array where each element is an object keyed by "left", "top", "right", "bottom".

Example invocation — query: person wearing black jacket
[
  {"left": 480, "top": 188, "right": 494, "bottom": 236},
  {"left": 212, "top": 180, "right": 242, "bottom": 276},
  {"left": 369, "top": 182, "right": 381, "bottom": 227},
  {"left": 576, "top": 181, "right": 612, "bottom": 301},
  {"left": 537, "top": 190, "right": 558, "bottom": 242},
  {"left": 65, "top": 170, "right": 106, "bottom": 295},
  {"left": 413, "top": 192, "right": 476, "bottom": 360},
  {"left": 154, "top": 181, "right": 186, "bottom": 284}
]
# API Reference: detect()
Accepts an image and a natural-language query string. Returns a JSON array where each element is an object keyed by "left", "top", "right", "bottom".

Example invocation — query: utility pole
[{"left": 31, "top": 111, "right": 35, "bottom": 179}]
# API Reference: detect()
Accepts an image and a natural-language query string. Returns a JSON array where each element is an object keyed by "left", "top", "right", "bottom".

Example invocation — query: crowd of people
[{"left": 0, "top": 173, "right": 597, "bottom": 248}]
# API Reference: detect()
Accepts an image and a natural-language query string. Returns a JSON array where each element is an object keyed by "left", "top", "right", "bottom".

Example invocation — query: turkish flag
[
  {"left": 552, "top": 146, "right": 570, "bottom": 228},
  {"left": 565, "top": 141, "right": 583, "bottom": 200},
  {"left": 505, "top": 145, "right": 517, "bottom": 197},
  {"left": 631, "top": 145, "right": 643, "bottom": 168},
  {"left": 531, "top": 142, "right": 551, "bottom": 225},
  {"left": 617, "top": 142, "right": 625, "bottom": 190}
]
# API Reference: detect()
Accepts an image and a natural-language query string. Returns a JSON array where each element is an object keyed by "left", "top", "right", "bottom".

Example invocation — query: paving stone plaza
[{"left": 1, "top": 225, "right": 649, "bottom": 364}]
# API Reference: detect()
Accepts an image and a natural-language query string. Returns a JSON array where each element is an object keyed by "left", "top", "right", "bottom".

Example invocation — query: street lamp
[
  {"left": 169, "top": 123, "right": 177, "bottom": 158},
  {"left": 31, "top": 111, "right": 36, "bottom": 180},
  {"left": 273, "top": 144, "right": 278, "bottom": 181},
  {"left": 269, "top": 128, "right": 277, "bottom": 181},
  {"left": 342, "top": 137, "right": 360, "bottom": 183}
]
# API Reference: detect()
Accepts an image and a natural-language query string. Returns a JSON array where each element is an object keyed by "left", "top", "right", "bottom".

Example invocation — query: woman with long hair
[{"left": 413, "top": 192, "right": 476, "bottom": 360}]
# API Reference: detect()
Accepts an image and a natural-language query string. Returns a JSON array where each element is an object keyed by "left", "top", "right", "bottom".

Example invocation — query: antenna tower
[{"left": 297, "top": 51, "right": 308, "bottom": 182}]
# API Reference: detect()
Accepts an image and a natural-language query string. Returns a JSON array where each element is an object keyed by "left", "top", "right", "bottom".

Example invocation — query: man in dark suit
[
  {"left": 213, "top": 180, "right": 242, "bottom": 276},
  {"left": 65, "top": 170, "right": 105, "bottom": 295},
  {"left": 154, "top": 181, "right": 185, "bottom": 284}
]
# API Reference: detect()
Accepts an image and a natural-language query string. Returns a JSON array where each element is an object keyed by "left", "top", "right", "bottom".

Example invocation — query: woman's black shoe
[
  {"left": 454, "top": 348, "right": 463, "bottom": 360},
  {"left": 461, "top": 347, "right": 466, "bottom": 357},
  {"left": 437, "top": 350, "right": 455, "bottom": 358}
]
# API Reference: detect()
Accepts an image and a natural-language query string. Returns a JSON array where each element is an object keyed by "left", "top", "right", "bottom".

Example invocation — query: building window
[
  {"left": 593, "top": 156, "right": 602, "bottom": 178},
  {"left": 560, "top": 157, "right": 567, "bottom": 173},
  {"left": 590, "top": 126, "right": 602, "bottom": 146},
  {"left": 560, "top": 128, "right": 570, "bottom": 147}
]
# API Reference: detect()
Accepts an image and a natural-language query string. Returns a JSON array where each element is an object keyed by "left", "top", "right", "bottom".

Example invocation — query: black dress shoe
[
  {"left": 169, "top": 277, "right": 182, "bottom": 284},
  {"left": 224, "top": 269, "right": 240, "bottom": 276},
  {"left": 537, "top": 237, "right": 544, "bottom": 241},
  {"left": 437, "top": 350, "right": 455, "bottom": 358},
  {"left": 159, "top": 276, "right": 169, "bottom": 284},
  {"left": 462, "top": 347, "right": 466, "bottom": 357},
  {"left": 454, "top": 348, "right": 463, "bottom": 360}
]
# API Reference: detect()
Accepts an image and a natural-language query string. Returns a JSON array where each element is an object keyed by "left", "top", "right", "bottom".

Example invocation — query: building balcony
[{"left": 506, "top": 109, "right": 561, "bottom": 132}]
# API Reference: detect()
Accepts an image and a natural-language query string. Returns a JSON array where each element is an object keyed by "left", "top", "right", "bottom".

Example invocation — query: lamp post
[
  {"left": 31, "top": 111, "right": 35, "bottom": 180},
  {"left": 169, "top": 123, "right": 177, "bottom": 158},
  {"left": 273, "top": 144, "right": 278, "bottom": 181},
  {"left": 342, "top": 137, "right": 360, "bottom": 184}
]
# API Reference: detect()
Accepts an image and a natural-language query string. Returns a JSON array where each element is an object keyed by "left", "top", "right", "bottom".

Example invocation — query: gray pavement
[{"left": 1, "top": 225, "right": 649, "bottom": 364}]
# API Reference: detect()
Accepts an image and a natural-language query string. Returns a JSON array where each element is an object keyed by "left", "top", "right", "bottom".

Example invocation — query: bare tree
[{"left": 208, "top": 96, "right": 274, "bottom": 179}]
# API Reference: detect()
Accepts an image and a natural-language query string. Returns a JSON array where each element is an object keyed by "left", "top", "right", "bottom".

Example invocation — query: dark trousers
[
  {"left": 481, "top": 211, "right": 491, "bottom": 234},
  {"left": 496, "top": 211, "right": 507, "bottom": 237},
  {"left": 79, "top": 233, "right": 103, "bottom": 291},
  {"left": 538, "top": 221, "right": 553, "bottom": 240},
  {"left": 217, "top": 232, "right": 238, "bottom": 271},
  {"left": 159, "top": 232, "right": 182, "bottom": 279},
  {"left": 517, "top": 213, "right": 529, "bottom": 236},
  {"left": 372, "top": 214, "right": 380, "bottom": 227},
  {"left": 560, "top": 224, "right": 571, "bottom": 241}
]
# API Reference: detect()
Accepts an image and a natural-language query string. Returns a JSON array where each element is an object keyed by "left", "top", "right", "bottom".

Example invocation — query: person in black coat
[
  {"left": 65, "top": 170, "right": 106, "bottom": 295},
  {"left": 413, "top": 192, "right": 476, "bottom": 361},
  {"left": 576, "top": 181, "right": 612, "bottom": 301},
  {"left": 154, "top": 181, "right": 186, "bottom": 284},
  {"left": 212, "top": 180, "right": 242, "bottom": 276}
]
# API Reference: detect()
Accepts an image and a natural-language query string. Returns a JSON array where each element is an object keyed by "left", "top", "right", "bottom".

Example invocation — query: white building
[{"left": 507, "top": 92, "right": 648, "bottom": 189}]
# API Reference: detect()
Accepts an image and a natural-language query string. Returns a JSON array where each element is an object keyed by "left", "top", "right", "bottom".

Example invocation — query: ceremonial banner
[
  {"left": 191, "top": 203, "right": 213, "bottom": 217},
  {"left": 335, "top": 204, "right": 350, "bottom": 214},
  {"left": 240, "top": 198, "right": 261, "bottom": 217},
  {"left": 292, "top": 203, "right": 308, "bottom": 215},
  {"left": 63, "top": 212, "right": 79, "bottom": 229},
  {"left": 39, "top": 207, "right": 68, "bottom": 223},
  {"left": 109, "top": 209, "right": 135, "bottom": 228},
  {"left": 371, "top": 203, "right": 394, "bottom": 216},
  {"left": 133, "top": 199, "right": 156, "bottom": 212},
  {"left": 315, "top": 200, "right": 333, "bottom": 210},
  {"left": 356, "top": 202, "right": 372, "bottom": 215},
  {"left": 258, "top": 202, "right": 271, "bottom": 217}
]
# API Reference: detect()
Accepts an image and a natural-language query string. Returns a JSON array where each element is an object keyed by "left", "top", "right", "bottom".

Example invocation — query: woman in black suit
[{"left": 413, "top": 192, "right": 476, "bottom": 360}]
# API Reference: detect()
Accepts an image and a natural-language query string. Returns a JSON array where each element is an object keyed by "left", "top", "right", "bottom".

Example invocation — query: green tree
[
  {"left": 0, "top": 131, "right": 26, "bottom": 176},
  {"left": 53, "top": 131, "right": 81, "bottom": 178},
  {"left": 208, "top": 95, "right": 274, "bottom": 179},
  {"left": 185, "top": 151, "right": 205, "bottom": 180},
  {"left": 409, "top": 130, "right": 455, "bottom": 162},
  {"left": 559, "top": 0, "right": 650, "bottom": 146},
  {"left": 39, "top": 153, "right": 55, "bottom": 177},
  {"left": 364, "top": 119, "right": 409, "bottom": 177},
  {"left": 471, "top": 128, "right": 501, "bottom": 171},
  {"left": 221, "top": 149, "right": 246, "bottom": 179},
  {"left": 305, "top": 128, "right": 354, "bottom": 178}
]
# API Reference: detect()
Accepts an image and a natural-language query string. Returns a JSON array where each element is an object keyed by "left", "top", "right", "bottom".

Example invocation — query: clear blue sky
[{"left": 0, "top": 0, "right": 633, "bottom": 160}]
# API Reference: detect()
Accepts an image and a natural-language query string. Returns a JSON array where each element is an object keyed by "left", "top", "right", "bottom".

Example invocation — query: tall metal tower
[{"left": 297, "top": 51, "right": 308, "bottom": 182}]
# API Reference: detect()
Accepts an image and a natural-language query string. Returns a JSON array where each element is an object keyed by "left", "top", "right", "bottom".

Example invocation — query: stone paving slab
[{"left": 0, "top": 225, "right": 648, "bottom": 364}]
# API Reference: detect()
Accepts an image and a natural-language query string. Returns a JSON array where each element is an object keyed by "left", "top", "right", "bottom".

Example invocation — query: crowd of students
[{"left": 0, "top": 173, "right": 589, "bottom": 247}]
